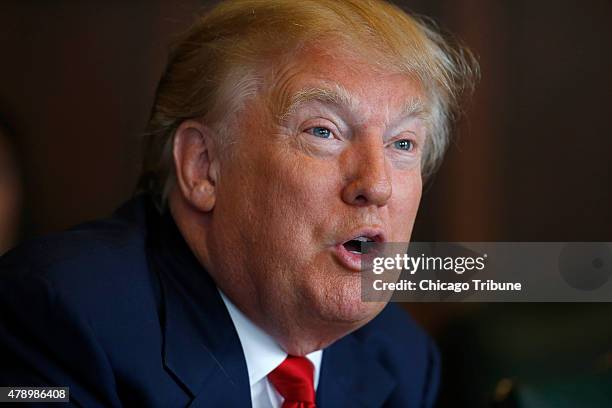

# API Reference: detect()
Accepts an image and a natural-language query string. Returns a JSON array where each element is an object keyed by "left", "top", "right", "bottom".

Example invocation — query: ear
[{"left": 172, "top": 120, "right": 219, "bottom": 212}]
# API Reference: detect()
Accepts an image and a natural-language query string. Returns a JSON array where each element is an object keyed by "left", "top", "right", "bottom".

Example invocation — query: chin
[
  {"left": 333, "top": 300, "right": 385, "bottom": 325},
  {"left": 307, "top": 281, "right": 387, "bottom": 328},
  {"left": 286, "top": 261, "right": 389, "bottom": 337}
]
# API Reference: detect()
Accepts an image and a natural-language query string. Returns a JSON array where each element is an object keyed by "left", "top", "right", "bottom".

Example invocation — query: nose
[{"left": 341, "top": 137, "right": 392, "bottom": 207}]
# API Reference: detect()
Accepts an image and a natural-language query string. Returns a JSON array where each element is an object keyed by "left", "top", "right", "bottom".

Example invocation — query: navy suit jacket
[{"left": 0, "top": 196, "right": 439, "bottom": 407}]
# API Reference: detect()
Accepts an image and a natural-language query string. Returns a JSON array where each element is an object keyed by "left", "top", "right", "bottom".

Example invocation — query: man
[{"left": 0, "top": 0, "right": 476, "bottom": 406}]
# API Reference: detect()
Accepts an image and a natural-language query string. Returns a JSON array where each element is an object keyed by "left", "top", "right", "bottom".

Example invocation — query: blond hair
[{"left": 139, "top": 0, "right": 478, "bottom": 202}]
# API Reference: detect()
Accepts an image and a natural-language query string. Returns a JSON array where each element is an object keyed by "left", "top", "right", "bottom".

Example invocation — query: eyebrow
[
  {"left": 277, "top": 84, "right": 429, "bottom": 123},
  {"left": 278, "top": 84, "right": 357, "bottom": 121},
  {"left": 400, "top": 97, "right": 429, "bottom": 121}
]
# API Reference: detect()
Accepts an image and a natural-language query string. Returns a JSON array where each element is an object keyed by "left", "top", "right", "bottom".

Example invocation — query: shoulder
[
  {"left": 0, "top": 198, "right": 161, "bottom": 347},
  {"left": 0, "top": 211, "right": 161, "bottom": 338},
  {"left": 0, "top": 215, "right": 151, "bottom": 300},
  {"left": 351, "top": 304, "right": 440, "bottom": 406},
  {"left": 0, "top": 201, "right": 167, "bottom": 404},
  {"left": 0, "top": 194, "right": 158, "bottom": 304},
  {"left": 0, "top": 213, "right": 158, "bottom": 406}
]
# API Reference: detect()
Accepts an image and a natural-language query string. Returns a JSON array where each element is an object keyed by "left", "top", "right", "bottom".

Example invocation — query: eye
[
  {"left": 306, "top": 126, "right": 333, "bottom": 139},
  {"left": 393, "top": 139, "right": 414, "bottom": 151}
]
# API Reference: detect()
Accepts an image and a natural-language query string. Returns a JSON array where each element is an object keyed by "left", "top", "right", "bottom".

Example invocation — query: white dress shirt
[{"left": 219, "top": 291, "right": 322, "bottom": 408}]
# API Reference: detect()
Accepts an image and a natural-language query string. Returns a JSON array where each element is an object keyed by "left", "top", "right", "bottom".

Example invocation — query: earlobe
[
  {"left": 192, "top": 182, "right": 216, "bottom": 212},
  {"left": 172, "top": 120, "right": 218, "bottom": 212}
]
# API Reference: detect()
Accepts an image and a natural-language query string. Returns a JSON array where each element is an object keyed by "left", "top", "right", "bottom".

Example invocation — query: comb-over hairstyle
[{"left": 139, "top": 0, "right": 478, "bottom": 203}]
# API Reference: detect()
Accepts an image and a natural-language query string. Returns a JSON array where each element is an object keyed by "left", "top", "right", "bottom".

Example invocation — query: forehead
[{"left": 268, "top": 42, "right": 427, "bottom": 121}]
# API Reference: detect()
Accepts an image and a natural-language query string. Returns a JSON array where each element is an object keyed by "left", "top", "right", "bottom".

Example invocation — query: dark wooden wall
[{"left": 0, "top": 0, "right": 210, "bottom": 235}]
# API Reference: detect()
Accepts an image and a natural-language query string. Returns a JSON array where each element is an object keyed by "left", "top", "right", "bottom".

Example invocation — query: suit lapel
[
  {"left": 316, "top": 334, "right": 396, "bottom": 408},
  {"left": 146, "top": 206, "right": 251, "bottom": 406}
]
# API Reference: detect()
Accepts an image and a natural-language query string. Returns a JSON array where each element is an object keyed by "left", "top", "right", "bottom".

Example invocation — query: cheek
[
  {"left": 225, "top": 144, "right": 340, "bottom": 249},
  {"left": 270, "top": 143, "right": 338, "bottom": 199},
  {"left": 389, "top": 171, "right": 422, "bottom": 236}
]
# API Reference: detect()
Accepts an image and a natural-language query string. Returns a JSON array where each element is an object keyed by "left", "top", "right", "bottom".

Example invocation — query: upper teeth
[{"left": 354, "top": 236, "right": 371, "bottom": 242}]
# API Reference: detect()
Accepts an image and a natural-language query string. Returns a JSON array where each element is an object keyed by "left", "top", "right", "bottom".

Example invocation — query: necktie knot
[{"left": 268, "top": 355, "right": 316, "bottom": 408}]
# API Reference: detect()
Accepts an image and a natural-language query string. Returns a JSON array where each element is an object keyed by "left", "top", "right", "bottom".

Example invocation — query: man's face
[{"left": 208, "top": 44, "right": 426, "bottom": 338}]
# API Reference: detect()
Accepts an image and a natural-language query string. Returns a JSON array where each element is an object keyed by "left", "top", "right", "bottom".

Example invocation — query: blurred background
[{"left": 1, "top": 0, "right": 611, "bottom": 406}]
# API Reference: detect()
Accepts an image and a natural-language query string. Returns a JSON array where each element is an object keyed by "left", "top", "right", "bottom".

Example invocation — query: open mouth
[
  {"left": 333, "top": 229, "right": 385, "bottom": 272},
  {"left": 342, "top": 236, "right": 376, "bottom": 255}
]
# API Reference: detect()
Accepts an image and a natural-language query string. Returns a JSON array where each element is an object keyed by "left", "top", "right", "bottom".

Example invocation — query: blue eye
[
  {"left": 309, "top": 127, "right": 332, "bottom": 139},
  {"left": 393, "top": 139, "right": 413, "bottom": 151}
]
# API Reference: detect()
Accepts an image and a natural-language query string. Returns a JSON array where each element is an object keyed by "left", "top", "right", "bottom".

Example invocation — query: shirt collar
[{"left": 219, "top": 290, "right": 322, "bottom": 387}]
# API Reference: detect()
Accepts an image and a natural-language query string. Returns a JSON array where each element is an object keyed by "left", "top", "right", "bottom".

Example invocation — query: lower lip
[{"left": 333, "top": 244, "right": 364, "bottom": 272}]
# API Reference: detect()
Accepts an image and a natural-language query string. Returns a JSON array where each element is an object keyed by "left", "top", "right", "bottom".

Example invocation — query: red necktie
[{"left": 268, "top": 355, "right": 316, "bottom": 408}]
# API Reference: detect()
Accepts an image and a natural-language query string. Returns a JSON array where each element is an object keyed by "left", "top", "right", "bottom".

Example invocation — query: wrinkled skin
[{"left": 171, "top": 43, "right": 427, "bottom": 355}]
